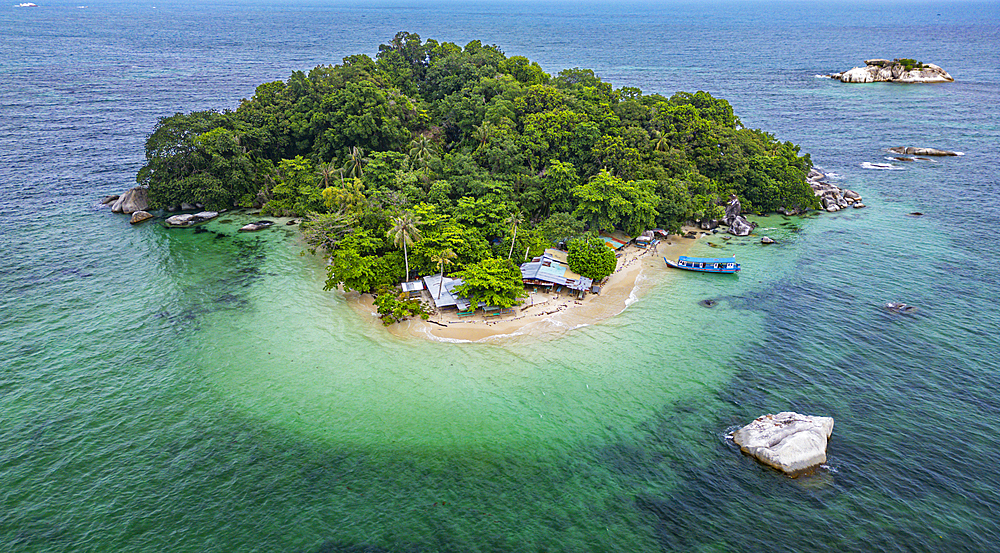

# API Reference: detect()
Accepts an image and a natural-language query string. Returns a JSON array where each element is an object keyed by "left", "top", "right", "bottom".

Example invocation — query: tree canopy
[
  {"left": 567, "top": 236, "right": 618, "bottom": 281},
  {"left": 137, "top": 33, "right": 819, "bottom": 296}
]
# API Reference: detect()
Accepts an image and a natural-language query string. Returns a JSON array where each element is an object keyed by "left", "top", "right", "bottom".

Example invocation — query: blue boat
[{"left": 664, "top": 255, "right": 740, "bottom": 273}]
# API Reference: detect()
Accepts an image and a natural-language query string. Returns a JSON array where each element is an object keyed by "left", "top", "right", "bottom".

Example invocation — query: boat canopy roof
[{"left": 679, "top": 256, "right": 737, "bottom": 264}]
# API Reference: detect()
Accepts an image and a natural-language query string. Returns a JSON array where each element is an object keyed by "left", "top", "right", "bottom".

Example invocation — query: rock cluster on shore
[
  {"left": 827, "top": 59, "right": 954, "bottom": 84},
  {"left": 808, "top": 168, "right": 865, "bottom": 212},
  {"left": 723, "top": 194, "right": 756, "bottom": 236},
  {"left": 107, "top": 186, "right": 150, "bottom": 214},
  {"left": 731, "top": 412, "right": 835, "bottom": 476}
]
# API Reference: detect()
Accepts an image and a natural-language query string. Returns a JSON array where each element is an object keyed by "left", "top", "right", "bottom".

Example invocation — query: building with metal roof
[
  {"left": 401, "top": 280, "right": 425, "bottom": 297},
  {"left": 520, "top": 249, "right": 593, "bottom": 292},
  {"left": 422, "top": 274, "right": 477, "bottom": 311}
]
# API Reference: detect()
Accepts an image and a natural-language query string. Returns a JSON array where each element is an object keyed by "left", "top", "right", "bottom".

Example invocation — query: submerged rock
[
  {"left": 165, "top": 211, "right": 219, "bottom": 227},
  {"left": 238, "top": 220, "right": 275, "bottom": 232},
  {"left": 885, "top": 301, "right": 917, "bottom": 313},
  {"left": 732, "top": 412, "right": 835, "bottom": 476},
  {"left": 100, "top": 194, "right": 119, "bottom": 205}
]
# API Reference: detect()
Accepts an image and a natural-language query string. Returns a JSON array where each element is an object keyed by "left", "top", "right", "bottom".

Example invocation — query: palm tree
[
  {"left": 650, "top": 129, "right": 669, "bottom": 152},
  {"left": 505, "top": 211, "right": 524, "bottom": 259},
  {"left": 315, "top": 160, "right": 339, "bottom": 188},
  {"left": 343, "top": 146, "right": 368, "bottom": 179},
  {"left": 409, "top": 135, "right": 437, "bottom": 177},
  {"left": 430, "top": 248, "right": 457, "bottom": 299},
  {"left": 472, "top": 122, "right": 493, "bottom": 150},
  {"left": 388, "top": 213, "right": 422, "bottom": 282}
]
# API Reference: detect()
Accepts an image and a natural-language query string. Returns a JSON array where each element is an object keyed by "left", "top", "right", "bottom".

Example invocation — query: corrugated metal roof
[
  {"left": 401, "top": 280, "right": 424, "bottom": 292},
  {"left": 520, "top": 252, "right": 593, "bottom": 291},
  {"left": 422, "top": 274, "right": 481, "bottom": 311},
  {"left": 422, "top": 274, "right": 461, "bottom": 308},
  {"left": 543, "top": 248, "right": 568, "bottom": 263}
]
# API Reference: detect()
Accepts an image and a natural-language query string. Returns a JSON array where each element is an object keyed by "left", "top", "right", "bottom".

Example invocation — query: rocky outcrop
[
  {"left": 761, "top": 236, "right": 775, "bottom": 244},
  {"left": 808, "top": 168, "right": 865, "bottom": 212},
  {"left": 129, "top": 211, "right": 154, "bottom": 225},
  {"left": 724, "top": 193, "right": 741, "bottom": 222},
  {"left": 165, "top": 211, "right": 219, "bottom": 227},
  {"left": 110, "top": 187, "right": 149, "bottom": 214},
  {"left": 729, "top": 216, "right": 755, "bottom": 236},
  {"left": 724, "top": 194, "right": 756, "bottom": 236},
  {"left": 888, "top": 146, "right": 959, "bottom": 156},
  {"left": 238, "top": 220, "right": 275, "bottom": 232},
  {"left": 828, "top": 59, "right": 953, "bottom": 84},
  {"left": 731, "top": 412, "right": 835, "bottom": 476}
]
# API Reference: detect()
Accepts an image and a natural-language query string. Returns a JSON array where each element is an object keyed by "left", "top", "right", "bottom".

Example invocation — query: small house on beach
[
  {"left": 401, "top": 280, "right": 425, "bottom": 298},
  {"left": 635, "top": 230, "right": 656, "bottom": 247},
  {"left": 520, "top": 249, "right": 593, "bottom": 295},
  {"left": 422, "top": 274, "right": 478, "bottom": 313}
]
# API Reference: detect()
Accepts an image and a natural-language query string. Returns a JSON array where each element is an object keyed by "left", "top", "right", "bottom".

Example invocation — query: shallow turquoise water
[{"left": 3, "top": 1, "right": 1000, "bottom": 551}]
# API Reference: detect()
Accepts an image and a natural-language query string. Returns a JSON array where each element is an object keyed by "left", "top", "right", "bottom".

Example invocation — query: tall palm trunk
[
  {"left": 508, "top": 225, "right": 518, "bottom": 259},
  {"left": 403, "top": 239, "right": 409, "bottom": 281}
]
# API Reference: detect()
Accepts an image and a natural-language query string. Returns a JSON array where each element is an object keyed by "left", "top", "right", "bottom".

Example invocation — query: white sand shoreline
[{"left": 345, "top": 227, "right": 710, "bottom": 343}]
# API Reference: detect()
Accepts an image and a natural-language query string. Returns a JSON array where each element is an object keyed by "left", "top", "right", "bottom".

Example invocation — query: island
[
  {"left": 827, "top": 58, "right": 954, "bottom": 83},
  {"left": 131, "top": 33, "right": 824, "bottom": 335}
]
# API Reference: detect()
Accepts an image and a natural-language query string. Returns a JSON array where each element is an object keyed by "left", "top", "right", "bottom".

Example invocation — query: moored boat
[{"left": 664, "top": 255, "right": 740, "bottom": 273}]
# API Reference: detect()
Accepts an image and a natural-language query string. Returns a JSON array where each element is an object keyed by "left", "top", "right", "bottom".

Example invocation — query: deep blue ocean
[{"left": 3, "top": 1, "right": 1000, "bottom": 551}]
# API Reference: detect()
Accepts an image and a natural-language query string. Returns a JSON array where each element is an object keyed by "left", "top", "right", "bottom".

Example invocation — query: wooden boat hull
[{"left": 664, "top": 256, "right": 740, "bottom": 273}]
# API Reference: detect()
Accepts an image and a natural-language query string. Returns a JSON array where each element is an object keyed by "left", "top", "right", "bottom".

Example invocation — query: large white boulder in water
[{"left": 732, "top": 412, "right": 834, "bottom": 475}]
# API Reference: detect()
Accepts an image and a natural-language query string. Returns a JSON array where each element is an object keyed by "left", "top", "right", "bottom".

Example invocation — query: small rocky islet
[{"left": 826, "top": 58, "right": 954, "bottom": 84}]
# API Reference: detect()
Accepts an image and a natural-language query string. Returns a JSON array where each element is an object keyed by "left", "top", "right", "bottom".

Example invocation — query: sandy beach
[{"left": 345, "top": 228, "right": 710, "bottom": 343}]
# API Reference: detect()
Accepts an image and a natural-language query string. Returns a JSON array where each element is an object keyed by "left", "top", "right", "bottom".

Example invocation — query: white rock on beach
[{"left": 732, "top": 412, "right": 834, "bottom": 475}]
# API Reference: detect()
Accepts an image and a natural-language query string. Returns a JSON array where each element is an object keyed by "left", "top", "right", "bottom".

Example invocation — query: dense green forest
[{"left": 137, "top": 32, "right": 817, "bottom": 300}]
